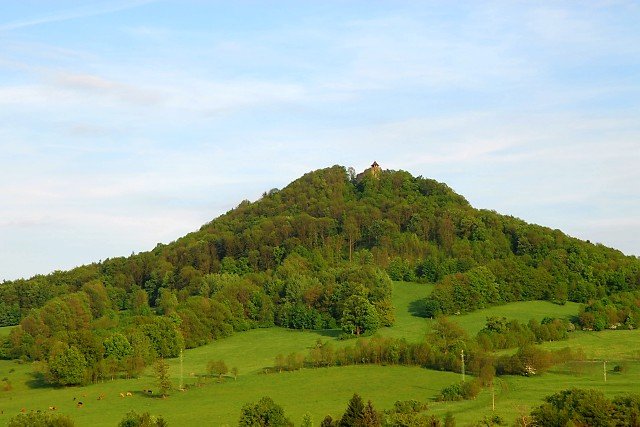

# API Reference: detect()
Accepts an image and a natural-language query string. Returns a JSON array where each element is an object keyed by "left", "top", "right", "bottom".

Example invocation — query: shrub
[
  {"left": 437, "top": 380, "right": 481, "bottom": 401},
  {"left": 9, "top": 411, "right": 75, "bottom": 427},
  {"left": 118, "top": 410, "right": 168, "bottom": 427}
]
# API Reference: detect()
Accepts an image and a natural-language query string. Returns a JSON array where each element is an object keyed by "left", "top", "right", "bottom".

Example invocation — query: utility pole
[
  {"left": 461, "top": 349, "right": 465, "bottom": 383},
  {"left": 179, "top": 348, "right": 184, "bottom": 390},
  {"left": 603, "top": 360, "right": 607, "bottom": 383},
  {"left": 492, "top": 381, "right": 495, "bottom": 411}
]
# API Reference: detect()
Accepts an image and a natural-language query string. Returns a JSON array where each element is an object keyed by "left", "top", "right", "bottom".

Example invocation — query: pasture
[{"left": 1, "top": 282, "right": 639, "bottom": 426}]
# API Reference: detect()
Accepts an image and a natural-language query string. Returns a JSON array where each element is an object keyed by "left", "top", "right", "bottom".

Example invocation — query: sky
[{"left": 1, "top": 0, "right": 639, "bottom": 281}]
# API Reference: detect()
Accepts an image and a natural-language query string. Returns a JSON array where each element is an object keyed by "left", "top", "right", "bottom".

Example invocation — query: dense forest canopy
[{"left": 1, "top": 164, "right": 639, "bottom": 383}]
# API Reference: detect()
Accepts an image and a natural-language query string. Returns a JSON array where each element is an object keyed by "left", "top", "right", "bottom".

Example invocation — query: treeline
[
  {"left": 0, "top": 264, "right": 393, "bottom": 385},
  {"left": 476, "top": 316, "right": 572, "bottom": 351},
  {"left": 527, "top": 388, "right": 640, "bottom": 426},
  {"left": 2, "top": 165, "right": 639, "bottom": 329},
  {"left": 271, "top": 317, "right": 579, "bottom": 383},
  {"left": 239, "top": 394, "right": 452, "bottom": 427},
  {"left": 577, "top": 290, "right": 640, "bottom": 331}
]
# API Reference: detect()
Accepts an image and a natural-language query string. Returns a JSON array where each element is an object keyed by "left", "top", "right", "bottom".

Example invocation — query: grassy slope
[
  {"left": 441, "top": 300, "right": 581, "bottom": 336},
  {"left": 0, "top": 326, "right": 14, "bottom": 338},
  {"left": 2, "top": 282, "right": 640, "bottom": 426}
]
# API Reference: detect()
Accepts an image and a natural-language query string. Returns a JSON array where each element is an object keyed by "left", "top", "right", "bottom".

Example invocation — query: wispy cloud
[{"left": 0, "top": 0, "right": 157, "bottom": 32}]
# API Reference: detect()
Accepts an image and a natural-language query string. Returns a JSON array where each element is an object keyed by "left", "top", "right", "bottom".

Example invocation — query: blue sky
[{"left": 1, "top": 1, "right": 639, "bottom": 281}]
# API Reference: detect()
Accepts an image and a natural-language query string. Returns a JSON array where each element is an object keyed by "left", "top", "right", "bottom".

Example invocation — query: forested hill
[{"left": 1, "top": 164, "right": 639, "bottom": 330}]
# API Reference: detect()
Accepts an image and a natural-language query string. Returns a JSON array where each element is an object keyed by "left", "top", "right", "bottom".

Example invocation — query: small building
[{"left": 356, "top": 161, "right": 382, "bottom": 181}]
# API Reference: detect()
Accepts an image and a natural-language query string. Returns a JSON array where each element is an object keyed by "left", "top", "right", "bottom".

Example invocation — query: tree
[
  {"left": 238, "top": 396, "right": 293, "bottom": 426},
  {"left": 340, "top": 393, "right": 365, "bottom": 426},
  {"left": 363, "top": 400, "right": 381, "bottom": 426},
  {"left": 154, "top": 358, "right": 172, "bottom": 398},
  {"left": 341, "top": 295, "right": 380, "bottom": 336},
  {"left": 344, "top": 216, "right": 360, "bottom": 263},
  {"left": 531, "top": 388, "right": 613, "bottom": 427},
  {"left": 207, "top": 359, "right": 228, "bottom": 379},
  {"left": 156, "top": 288, "right": 178, "bottom": 315},
  {"left": 320, "top": 415, "right": 336, "bottom": 427},
  {"left": 47, "top": 345, "right": 87, "bottom": 386},
  {"left": 428, "top": 317, "right": 468, "bottom": 355},
  {"left": 232, "top": 366, "right": 239, "bottom": 380}
]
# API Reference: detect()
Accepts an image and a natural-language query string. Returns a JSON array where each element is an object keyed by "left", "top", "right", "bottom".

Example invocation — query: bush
[
  {"left": 437, "top": 380, "right": 481, "bottom": 401},
  {"left": 239, "top": 396, "right": 293, "bottom": 427},
  {"left": 390, "top": 399, "right": 428, "bottom": 414},
  {"left": 9, "top": 411, "right": 75, "bottom": 427},
  {"left": 118, "top": 410, "right": 168, "bottom": 427}
]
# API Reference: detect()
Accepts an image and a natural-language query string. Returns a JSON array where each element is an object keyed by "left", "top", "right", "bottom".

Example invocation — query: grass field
[
  {"left": 0, "top": 326, "right": 14, "bottom": 338},
  {"left": 1, "top": 282, "right": 639, "bottom": 426},
  {"left": 440, "top": 300, "right": 581, "bottom": 336}
]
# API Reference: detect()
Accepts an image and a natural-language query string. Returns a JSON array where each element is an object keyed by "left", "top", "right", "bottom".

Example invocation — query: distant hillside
[{"left": 1, "top": 164, "right": 639, "bottom": 328}]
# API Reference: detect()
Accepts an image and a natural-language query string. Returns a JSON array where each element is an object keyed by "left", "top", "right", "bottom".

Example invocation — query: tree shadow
[
  {"left": 311, "top": 329, "right": 342, "bottom": 339},
  {"left": 408, "top": 299, "right": 426, "bottom": 318},
  {"left": 25, "top": 371, "right": 49, "bottom": 389}
]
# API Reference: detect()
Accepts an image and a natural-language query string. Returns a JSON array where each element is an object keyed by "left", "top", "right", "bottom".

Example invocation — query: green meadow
[
  {"left": 0, "top": 326, "right": 13, "bottom": 338},
  {"left": 1, "top": 281, "right": 639, "bottom": 426}
]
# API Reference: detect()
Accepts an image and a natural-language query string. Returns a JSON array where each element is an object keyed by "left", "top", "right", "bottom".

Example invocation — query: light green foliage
[
  {"left": 156, "top": 288, "right": 178, "bottom": 316},
  {"left": 103, "top": 333, "right": 133, "bottom": 360},
  {"left": 118, "top": 411, "right": 168, "bottom": 427},
  {"left": 47, "top": 345, "right": 87, "bottom": 386},
  {"left": 207, "top": 359, "right": 228, "bottom": 378},
  {"left": 154, "top": 358, "right": 172, "bottom": 397},
  {"left": 8, "top": 411, "right": 75, "bottom": 427},
  {"left": 301, "top": 413, "right": 313, "bottom": 427},
  {"left": 341, "top": 295, "right": 380, "bottom": 336}
]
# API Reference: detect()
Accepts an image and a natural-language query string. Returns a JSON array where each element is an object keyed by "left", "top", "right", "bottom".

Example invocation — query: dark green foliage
[
  {"left": 383, "top": 400, "right": 434, "bottom": 426},
  {"left": 238, "top": 396, "right": 293, "bottom": 426},
  {"left": 611, "top": 394, "right": 640, "bottom": 426},
  {"left": 476, "top": 317, "right": 570, "bottom": 351},
  {"left": 340, "top": 394, "right": 365, "bottom": 426},
  {"left": 437, "top": 381, "right": 481, "bottom": 401},
  {"left": 141, "top": 317, "right": 183, "bottom": 358},
  {"left": 577, "top": 290, "right": 640, "bottom": 330},
  {"left": 531, "top": 389, "right": 614, "bottom": 426},
  {"left": 321, "top": 415, "right": 336, "bottom": 427},
  {"left": 0, "top": 301, "right": 21, "bottom": 326},
  {"left": 118, "top": 411, "right": 168, "bottom": 427},
  {"left": 8, "top": 411, "right": 75, "bottom": 427}
]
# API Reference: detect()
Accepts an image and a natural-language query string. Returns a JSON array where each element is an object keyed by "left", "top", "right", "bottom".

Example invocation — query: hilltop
[{"left": 2, "top": 163, "right": 638, "bottom": 328}]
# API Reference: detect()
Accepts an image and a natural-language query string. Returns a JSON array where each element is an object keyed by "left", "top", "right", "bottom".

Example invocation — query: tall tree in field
[
  {"left": 154, "top": 358, "right": 172, "bottom": 398},
  {"left": 341, "top": 295, "right": 380, "bottom": 336},
  {"left": 207, "top": 359, "right": 228, "bottom": 379},
  {"left": 340, "top": 394, "right": 365, "bottom": 426}
]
